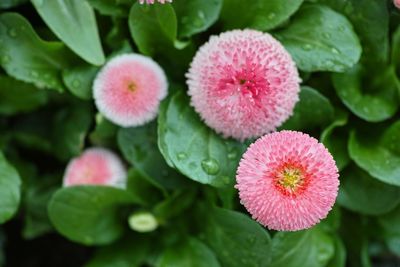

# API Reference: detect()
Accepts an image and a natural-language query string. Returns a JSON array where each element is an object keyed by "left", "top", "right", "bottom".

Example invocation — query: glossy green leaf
[
  {"left": 337, "top": 165, "right": 400, "bottom": 215},
  {"left": 158, "top": 92, "right": 246, "bottom": 187},
  {"left": 48, "top": 186, "right": 137, "bottom": 245},
  {"left": 332, "top": 64, "right": 399, "bottom": 122},
  {"left": 280, "top": 86, "right": 334, "bottom": 131},
  {"left": 153, "top": 189, "right": 196, "bottom": 221},
  {"left": 173, "top": 0, "right": 222, "bottom": 38},
  {"left": 129, "top": 3, "right": 177, "bottom": 55},
  {"left": 85, "top": 236, "right": 149, "bottom": 267},
  {"left": 320, "top": 110, "right": 350, "bottom": 170},
  {"left": 318, "top": 0, "right": 389, "bottom": 64},
  {"left": 202, "top": 207, "right": 271, "bottom": 267},
  {"left": 0, "top": 152, "right": 21, "bottom": 224},
  {"left": 62, "top": 64, "right": 98, "bottom": 100},
  {"left": 118, "top": 122, "right": 192, "bottom": 190},
  {"left": 0, "top": 75, "right": 47, "bottom": 115},
  {"left": 275, "top": 4, "right": 361, "bottom": 72},
  {"left": 158, "top": 237, "right": 220, "bottom": 267},
  {"left": 87, "top": 0, "right": 131, "bottom": 17},
  {"left": 348, "top": 121, "right": 400, "bottom": 186},
  {"left": 0, "top": 12, "right": 73, "bottom": 91},
  {"left": 52, "top": 105, "right": 92, "bottom": 161},
  {"left": 32, "top": 0, "right": 105, "bottom": 65},
  {"left": 220, "top": 0, "right": 303, "bottom": 31},
  {"left": 270, "top": 228, "right": 335, "bottom": 267},
  {"left": 393, "top": 25, "right": 400, "bottom": 75}
]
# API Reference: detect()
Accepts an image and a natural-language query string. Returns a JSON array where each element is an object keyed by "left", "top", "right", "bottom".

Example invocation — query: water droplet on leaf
[
  {"left": 177, "top": 152, "right": 187, "bottom": 160},
  {"left": 201, "top": 158, "right": 220, "bottom": 175}
]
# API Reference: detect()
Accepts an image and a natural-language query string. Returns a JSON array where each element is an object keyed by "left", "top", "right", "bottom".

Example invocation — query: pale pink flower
[
  {"left": 63, "top": 148, "right": 127, "bottom": 188},
  {"left": 139, "top": 0, "right": 172, "bottom": 4},
  {"left": 187, "top": 30, "right": 300, "bottom": 141},
  {"left": 93, "top": 54, "right": 168, "bottom": 127},
  {"left": 236, "top": 131, "right": 339, "bottom": 231},
  {"left": 395, "top": 0, "right": 400, "bottom": 8}
]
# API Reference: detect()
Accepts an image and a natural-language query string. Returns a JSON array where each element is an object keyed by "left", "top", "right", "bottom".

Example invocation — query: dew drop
[
  {"left": 331, "top": 47, "right": 340, "bottom": 54},
  {"left": 177, "top": 152, "right": 187, "bottom": 161},
  {"left": 302, "top": 44, "right": 312, "bottom": 51},
  {"left": 268, "top": 13, "right": 276, "bottom": 20},
  {"left": 8, "top": 28, "right": 17, "bottom": 38},
  {"left": 72, "top": 79, "right": 81, "bottom": 88},
  {"left": 201, "top": 158, "right": 220, "bottom": 175},
  {"left": 1, "top": 55, "right": 10, "bottom": 64},
  {"left": 227, "top": 150, "right": 238, "bottom": 160},
  {"left": 30, "top": 70, "right": 39, "bottom": 78},
  {"left": 323, "top": 32, "right": 331, "bottom": 39}
]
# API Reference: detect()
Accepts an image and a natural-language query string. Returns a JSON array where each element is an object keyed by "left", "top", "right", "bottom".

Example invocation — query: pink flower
[
  {"left": 139, "top": 0, "right": 172, "bottom": 4},
  {"left": 63, "top": 148, "right": 127, "bottom": 188},
  {"left": 186, "top": 30, "right": 300, "bottom": 141},
  {"left": 395, "top": 0, "right": 400, "bottom": 8},
  {"left": 93, "top": 54, "right": 168, "bottom": 127},
  {"left": 236, "top": 131, "right": 339, "bottom": 231}
]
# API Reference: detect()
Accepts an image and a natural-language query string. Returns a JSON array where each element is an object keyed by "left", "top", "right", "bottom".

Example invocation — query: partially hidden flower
[
  {"left": 139, "top": 0, "right": 172, "bottom": 4},
  {"left": 63, "top": 148, "right": 127, "bottom": 188},
  {"left": 93, "top": 53, "right": 168, "bottom": 127},
  {"left": 236, "top": 131, "right": 339, "bottom": 231},
  {"left": 186, "top": 29, "right": 300, "bottom": 141},
  {"left": 395, "top": 0, "right": 400, "bottom": 8}
]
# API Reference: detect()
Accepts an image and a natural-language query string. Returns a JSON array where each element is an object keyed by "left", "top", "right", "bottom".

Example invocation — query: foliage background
[{"left": 0, "top": 0, "right": 400, "bottom": 266}]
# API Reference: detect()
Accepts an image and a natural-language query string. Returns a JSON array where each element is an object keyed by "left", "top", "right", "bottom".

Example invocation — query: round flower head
[
  {"left": 187, "top": 29, "right": 300, "bottom": 141},
  {"left": 93, "top": 53, "right": 168, "bottom": 127},
  {"left": 139, "top": 0, "right": 172, "bottom": 4},
  {"left": 236, "top": 131, "right": 339, "bottom": 231},
  {"left": 395, "top": 0, "right": 400, "bottom": 8},
  {"left": 63, "top": 148, "right": 127, "bottom": 188}
]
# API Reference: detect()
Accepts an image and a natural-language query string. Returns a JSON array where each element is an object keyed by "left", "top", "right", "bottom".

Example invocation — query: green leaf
[
  {"left": 48, "top": 186, "right": 137, "bottom": 245},
  {"left": 85, "top": 236, "right": 149, "bottom": 267},
  {"left": 52, "top": 105, "right": 92, "bottom": 161},
  {"left": 270, "top": 228, "right": 335, "bottom": 267},
  {"left": 280, "top": 86, "right": 334, "bottom": 131},
  {"left": 89, "top": 114, "right": 118, "bottom": 147},
  {"left": 220, "top": 0, "right": 303, "bottom": 31},
  {"left": 348, "top": 121, "right": 400, "bottom": 186},
  {"left": 337, "top": 165, "right": 400, "bottom": 215},
  {"left": 318, "top": 0, "right": 389, "bottom": 65},
  {"left": 0, "top": 75, "right": 47, "bottom": 115},
  {"left": 118, "top": 122, "right": 192, "bottom": 190},
  {"left": 320, "top": 110, "right": 350, "bottom": 170},
  {"left": 202, "top": 207, "right": 271, "bottom": 267},
  {"left": 332, "top": 64, "right": 399, "bottom": 122},
  {"left": 378, "top": 206, "right": 400, "bottom": 256},
  {"left": 62, "top": 64, "right": 98, "bottom": 100},
  {"left": 0, "top": 12, "right": 73, "bottom": 91},
  {"left": 158, "top": 237, "right": 220, "bottom": 267},
  {"left": 0, "top": 151, "right": 21, "bottom": 224},
  {"left": 129, "top": 3, "right": 177, "bottom": 56},
  {"left": 158, "top": 92, "right": 246, "bottom": 187},
  {"left": 275, "top": 4, "right": 361, "bottom": 72},
  {"left": 126, "top": 169, "right": 163, "bottom": 207},
  {"left": 173, "top": 0, "right": 222, "bottom": 38},
  {"left": 393, "top": 25, "right": 400, "bottom": 75},
  {"left": 32, "top": 0, "right": 105, "bottom": 65}
]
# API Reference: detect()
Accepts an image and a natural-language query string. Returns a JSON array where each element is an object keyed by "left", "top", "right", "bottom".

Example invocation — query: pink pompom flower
[
  {"left": 187, "top": 30, "right": 300, "bottom": 141},
  {"left": 63, "top": 148, "right": 127, "bottom": 188},
  {"left": 236, "top": 131, "right": 339, "bottom": 231},
  {"left": 139, "top": 0, "right": 172, "bottom": 4},
  {"left": 93, "top": 54, "right": 168, "bottom": 127},
  {"left": 395, "top": 0, "right": 400, "bottom": 8}
]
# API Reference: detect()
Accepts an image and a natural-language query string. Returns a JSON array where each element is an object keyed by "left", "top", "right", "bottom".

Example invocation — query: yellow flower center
[
  {"left": 127, "top": 82, "right": 137, "bottom": 92},
  {"left": 277, "top": 167, "right": 304, "bottom": 191}
]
